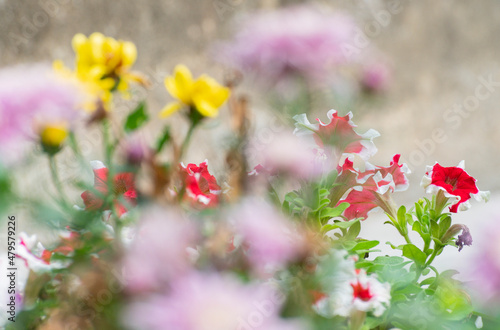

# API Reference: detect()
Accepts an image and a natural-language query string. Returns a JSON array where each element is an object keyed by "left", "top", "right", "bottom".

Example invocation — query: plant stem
[
  {"left": 48, "top": 155, "right": 69, "bottom": 207},
  {"left": 179, "top": 121, "right": 196, "bottom": 160},
  {"left": 103, "top": 119, "right": 113, "bottom": 170}
]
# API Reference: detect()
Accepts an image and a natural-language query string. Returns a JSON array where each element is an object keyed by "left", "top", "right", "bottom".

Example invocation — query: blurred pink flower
[
  {"left": 125, "top": 271, "right": 305, "bottom": 330},
  {"left": 0, "top": 64, "right": 82, "bottom": 165},
  {"left": 250, "top": 132, "right": 327, "bottom": 179},
  {"left": 230, "top": 198, "right": 306, "bottom": 275},
  {"left": 219, "top": 5, "right": 359, "bottom": 85},
  {"left": 361, "top": 63, "right": 391, "bottom": 93},
  {"left": 122, "top": 206, "right": 198, "bottom": 292}
]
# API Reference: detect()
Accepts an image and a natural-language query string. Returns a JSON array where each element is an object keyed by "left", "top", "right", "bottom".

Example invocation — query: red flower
[
  {"left": 337, "top": 155, "right": 410, "bottom": 220},
  {"left": 421, "top": 161, "right": 489, "bottom": 213},
  {"left": 180, "top": 161, "right": 221, "bottom": 207},
  {"left": 294, "top": 109, "right": 380, "bottom": 160},
  {"left": 81, "top": 161, "right": 137, "bottom": 216}
]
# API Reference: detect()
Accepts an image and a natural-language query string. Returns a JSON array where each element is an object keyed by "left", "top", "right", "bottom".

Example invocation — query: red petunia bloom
[
  {"left": 421, "top": 161, "right": 489, "bottom": 213},
  {"left": 294, "top": 109, "right": 380, "bottom": 160},
  {"left": 81, "top": 160, "right": 137, "bottom": 216},
  {"left": 337, "top": 154, "right": 410, "bottom": 220},
  {"left": 180, "top": 161, "right": 221, "bottom": 207}
]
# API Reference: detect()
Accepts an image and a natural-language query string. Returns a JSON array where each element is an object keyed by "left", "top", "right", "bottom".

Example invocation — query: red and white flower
[
  {"left": 337, "top": 155, "right": 410, "bottom": 220},
  {"left": 421, "top": 161, "right": 489, "bottom": 213},
  {"left": 331, "top": 269, "right": 391, "bottom": 317},
  {"left": 314, "top": 251, "right": 391, "bottom": 318},
  {"left": 80, "top": 160, "right": 137, "bottom": 216},
  {"left": 16, "top": 233, "right": 65, "bottom": 273},
  {"left": 293, "top": 109, "right": 380, "bottom": 161},
  {"left": 180, "top": 161, "right": 221, "bottom": 207}
]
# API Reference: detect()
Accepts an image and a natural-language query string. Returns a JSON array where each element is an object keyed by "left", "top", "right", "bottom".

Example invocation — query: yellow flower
[
  {"left": 54, "top": 32, "right": 147, "bottom": 112},
  {"left": 159, "top": 65, "right": 230, "bottom": 118},
  {"left": 40, "top": 124, "right": 69, "bottom": 155}
]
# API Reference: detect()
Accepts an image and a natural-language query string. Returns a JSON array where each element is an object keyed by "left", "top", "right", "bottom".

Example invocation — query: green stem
[
  {"left": 68, "top": 131, "right": 88, "bottom": 170},
  {"left": 425, "top": 247, "right": 441, "bottom": 268},
  {"left": 179, "top": 121, "right": 197, "bottom": 160},
  {"left": 102, "top": 119, "right": 113, "bottom": 170},
  {"left": 48, "top": 156, "right": 69, "bottom": 207}
]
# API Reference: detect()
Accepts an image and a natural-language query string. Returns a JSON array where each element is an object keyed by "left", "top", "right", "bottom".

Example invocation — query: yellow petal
[
  {"left": 89, "top": 32, "right": 106, "bottom": 64},
  {"left": 121, "top": 41, "right": 137, "bottom": 67},
  {"left": 193, "top": 98, "right": 218, "bottom": 118},
  {"left": 159, "top": 102, "right": 183, "bottom": 118},
  {"left": 72, "top": 33, "right": 88, "bottom": 53},
  {"left": 165, "top": 64, "right": 193, "bottom": 104},
  {"left": 193, "top": 75, "right": 230, "bottom": 108}
]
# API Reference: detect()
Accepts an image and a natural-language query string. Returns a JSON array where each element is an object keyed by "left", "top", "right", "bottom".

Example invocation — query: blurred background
[{"left": 1, "top": 0, "right": 499, "bottom": 278}]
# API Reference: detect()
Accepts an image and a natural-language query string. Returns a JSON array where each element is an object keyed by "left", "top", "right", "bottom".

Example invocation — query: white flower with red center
[
  {"left": 336, "top": 155, "right": 410, "bottom": 220},
  {"left": 180, "top": 161, "right": 221, "bottom": 207},
  {"left": 314, "top": 251, "right": 391, "bottom": 318},
  {"left": 293, "top": 109, "right": 380, "bottom": 161},
  {"left": 80, "top": 160, "right": 137, "bottom": 217},
  {"left": 331, "top": 269, "right": 391, "bottom": 317},
  {"left": 421, "top": 161, "right": 489, "bottom": 213}
]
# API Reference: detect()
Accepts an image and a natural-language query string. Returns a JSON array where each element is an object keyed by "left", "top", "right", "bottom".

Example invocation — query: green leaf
[
  {"left": 420, "top": 277, "right": 436, "bottom": 286},
  {"left": 386, "top": 241, "right": 405, "bottom": 250},
  {"left": 402, "top": 243, "right": 427, "bottom": 266},
  {"left": 155, "top": 125, "right": 171, "bottom": 153},
  {"left": 320, "top": 202, "right": 349, "bottom": 219},
  {"left": 125, "top": 101, "right": 148, "bottom": 132},
  {"left": 373, "top": 256, "right": 406, "bottom": 265},
  {"left": 439, "top": 216, "right": 452, "bottom": 238},
  {"left": 344, "top": 220, "right": 361, "bottom": 240},
  {"left": 352, "top": 240, "right": 380, "bottom": 251}
]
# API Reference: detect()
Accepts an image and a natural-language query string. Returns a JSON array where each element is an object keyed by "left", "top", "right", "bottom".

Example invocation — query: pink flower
[
  {"left": 249, "top": 133, "right": 327, "bottom": 179},
  {"left": 80, "top": 161, "right": 137, "bottom": 217},
  {"left": 180, "top": 161, "right": 221, "bottom": 207},
  {"left": 124, "top": 271, "right": 305, "bottom": 330},
  {"left": 294, "top": 109, "right": 379, "bottom": 161},
  {"left": 0, "top": 64, "right": 82, "bottom": 164},
  {"left": 337, "top": 155, "right": 410, "bottom": 220},
  {"left": 218, "top": 5, "right": 360, "bottom": 86},
  {"left": 360, "top": 63, "right": 391, "bottom": 93},
  {"left": 122, "top": 206, "right": 198, "bottom": 292},
  {"left": 421, "top": 161, "right": 489, "bottom": 213},
  {"left": 230, "top": 198, "right": 306, "bottom": 275}
]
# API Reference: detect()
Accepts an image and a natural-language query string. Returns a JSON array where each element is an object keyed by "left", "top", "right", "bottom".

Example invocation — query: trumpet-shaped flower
[
  {"left": 421, "top": 161, "right": 489, "bottom": 213},
  {"left": 315, "top": 251, "right": 391, "bottom": 318},
  {"left": 80, "top": 161, "right": 137, "bottom": 216},
  {"left": 180, "top": 161, "right": 221, "bottom": 207},
  {"left": 337, "top": 155, "right": 410, "bottom": 220},
  {"left": 159, "top": 64, "right": 230, "bottom": 118},
  {"left": 294, "top": 109, "right": 379, "bottom": 161}
]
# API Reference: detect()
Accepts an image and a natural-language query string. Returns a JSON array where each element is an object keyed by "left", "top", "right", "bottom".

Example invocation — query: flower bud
[{"left": 40, "top": 124, "right": 68, "bottom": 155}]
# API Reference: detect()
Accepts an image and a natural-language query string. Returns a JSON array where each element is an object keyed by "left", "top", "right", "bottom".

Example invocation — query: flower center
[{"left": 351, "top": 280, "right": 373, "bottom": 301}]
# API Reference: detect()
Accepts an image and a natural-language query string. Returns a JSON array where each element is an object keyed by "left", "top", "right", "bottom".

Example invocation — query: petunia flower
[
  {"left": 180, "top": 161, "right": 221, "bottom": 207},
  {"left": 16, "top": 233, "right": 66, "bottom": 273},
  {"left": 421, "top": 161, "right": 489, "bottom": 213},
  {"left": 336, "top": 155, "right": 410, "bottom": 220},
  {"left": 159, "top": 64, "right": 230, "bottom": 118},
  {"left": 294, "top": 109, "right": 379, "bottom": 161},
  {"left": 80, "top": 160, "right": 137, "bottom": 216},
  {"left": 315, "top": 250, "right": 391, "bottom": 318}
]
